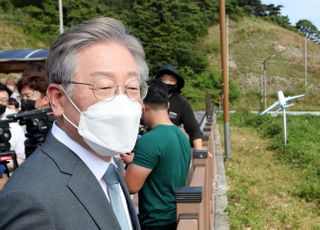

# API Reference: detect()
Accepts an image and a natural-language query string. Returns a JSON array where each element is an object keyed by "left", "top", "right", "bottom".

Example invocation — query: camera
[
  {"left": 7, "top": 107, "right": 53, "bottom": 158},
  {"left": 0, "top": 119, "right": 18, "bottom": 177},
  {"left": 0, "top": 120, "right": 11, "bottom": 153}
]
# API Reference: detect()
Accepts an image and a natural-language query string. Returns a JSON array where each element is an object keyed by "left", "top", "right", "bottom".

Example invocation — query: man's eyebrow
[
  {"left": 89, "top": 71, "right": 112, "bottom": 77},
  {"left": 128, "top": 72, "right": 140, "bottom": 78},
  {"left": 89, "top": 71, "right": 140, "bottom": 78}
]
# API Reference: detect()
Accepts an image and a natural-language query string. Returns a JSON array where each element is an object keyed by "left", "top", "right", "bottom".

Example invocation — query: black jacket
[{"left": 168, "top": 93, "right": 203, "bottom": 145}]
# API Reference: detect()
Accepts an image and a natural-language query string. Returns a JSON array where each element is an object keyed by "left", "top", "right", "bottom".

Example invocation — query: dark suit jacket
[{"left": 0, "top": 133, "right": 140, "bottom": 230}]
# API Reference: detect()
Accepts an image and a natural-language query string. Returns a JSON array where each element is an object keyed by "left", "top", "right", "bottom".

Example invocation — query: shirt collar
[{"left": 51, "top": 122, "right": 114, "bottom": 181}]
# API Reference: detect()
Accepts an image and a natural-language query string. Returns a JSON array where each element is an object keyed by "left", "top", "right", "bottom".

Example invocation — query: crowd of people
[
  {"left": 0, "top": 17, "right": 204, "bottom": 230},
  {"left": 0, "top": 63, "right": 50, "bottom": 168}
]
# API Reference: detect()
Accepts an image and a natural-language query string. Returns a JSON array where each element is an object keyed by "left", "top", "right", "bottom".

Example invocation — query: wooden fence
[{"left": 176, "top": 110, "right": 216, "bottom": 230}]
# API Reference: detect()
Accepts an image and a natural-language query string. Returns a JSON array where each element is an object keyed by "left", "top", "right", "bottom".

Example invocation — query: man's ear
[
  {"left": 46, "top": 84, "right": 64, "bottom": 117},
  {"left": 142, "top": 104, "right": 150, "bottom": 112}
]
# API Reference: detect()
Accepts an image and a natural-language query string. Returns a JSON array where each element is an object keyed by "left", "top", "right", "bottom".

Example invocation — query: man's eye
[
  {"left": 127, "top": 86, "right": 139, "bottom": 91},
  {"left": 96, "top": 85, "right": 114, "bottom": 90}
]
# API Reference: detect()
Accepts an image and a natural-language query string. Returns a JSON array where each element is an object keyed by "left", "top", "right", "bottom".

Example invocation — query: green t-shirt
[{"left": 133, "top": 124, "right": 191, "bottom": 227}]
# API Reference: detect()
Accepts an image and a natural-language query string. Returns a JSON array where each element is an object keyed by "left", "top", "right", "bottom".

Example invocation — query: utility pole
[
  {"left": 219, "top": 0, "right": 231, "bottom": 160},
  {"left": 226, "top": 14, "right": 229, "bottom": 80},
  {"left": 304, "top": 37, "right": 308, "bottom": 94},
  {"left": 262, "top": 54, "right": 275, "bottom": 110},
  {"left": 260, "top": 64, "right": 264, "bottom": 111},
  {"left": 263, "top": 59, "right": 267, "bottom": 110},
  {"left": 59, "top": 0, "right": 64, "bottom": 34}
]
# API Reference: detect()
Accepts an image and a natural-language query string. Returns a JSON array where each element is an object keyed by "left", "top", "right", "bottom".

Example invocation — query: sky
[{"left": 261, "top": 0, "right": 320, "bottom": 29}]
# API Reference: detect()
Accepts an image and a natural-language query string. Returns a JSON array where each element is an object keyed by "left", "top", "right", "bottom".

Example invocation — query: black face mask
[
  {"left": 21, "top": 99, "right": 36, "bottom": 111},
  {"left": 164, "top": 84, "right": 178, "bottom": 94},
  {"left": 0, "top": 104, "right": 6, "bottom": 115}
]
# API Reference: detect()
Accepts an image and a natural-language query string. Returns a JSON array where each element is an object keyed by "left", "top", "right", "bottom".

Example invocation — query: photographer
[
  {"left": 16, "top": 65, "right": 53, "bottom": 157},
  {"left": 17, "top": 64, "right": 50, "bottom": 111},
  {"left": 0, "top": 83, "right": 26, "bottom": 165}
]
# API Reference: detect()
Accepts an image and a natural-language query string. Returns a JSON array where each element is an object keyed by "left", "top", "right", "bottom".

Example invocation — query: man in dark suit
[{"left": 0, "top": 17, "right": 148, "bottom": 230}]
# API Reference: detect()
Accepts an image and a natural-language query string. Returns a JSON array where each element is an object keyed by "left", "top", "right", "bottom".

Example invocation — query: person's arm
[
  {"left": 124, "top": 137, "right": 157, "bottom": 194},
  {"left": 124, "top": 164, "right": 151, "bottom": 194},
  {"left": 121, "top": 152, "right": 134, "bottom": 167},
  {"left": 177, "top": 96, "right": 203, "bottom": 148},
  {"left": 192, "top": 138, "right": 203, "bottom": 150}
]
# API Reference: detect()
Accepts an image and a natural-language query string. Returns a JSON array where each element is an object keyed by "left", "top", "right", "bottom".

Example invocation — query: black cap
[{"left": 155, "top": 64, "right": 185, "bottom": 90}]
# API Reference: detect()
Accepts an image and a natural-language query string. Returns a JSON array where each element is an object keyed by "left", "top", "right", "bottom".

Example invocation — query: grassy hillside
[
  {"left": 0, "top": 21, "right": 47, "bottom": 50},
  {"left": 204, "top": 16, "right": 320, "bottom": 111}
]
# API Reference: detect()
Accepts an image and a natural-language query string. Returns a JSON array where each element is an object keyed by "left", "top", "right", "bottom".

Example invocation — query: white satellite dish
[{"left": 260, "top": 90, "right": 305, "bottom": 145}]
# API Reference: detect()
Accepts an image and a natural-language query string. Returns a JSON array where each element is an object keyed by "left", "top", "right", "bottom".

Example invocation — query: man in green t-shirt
[{"left": 123, "top": 79, "right": 191, "bottom": 230}]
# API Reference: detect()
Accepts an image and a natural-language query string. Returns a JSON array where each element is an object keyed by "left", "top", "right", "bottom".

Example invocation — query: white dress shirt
[
  {"left": 51, "top": 122, "right": 133, "bottom": 230},
  {"left": 9, "top": 122, "right": 26, "bottom": 160},
  {"left": 1, "top": 114, "right": 26, "bottom": 161}
]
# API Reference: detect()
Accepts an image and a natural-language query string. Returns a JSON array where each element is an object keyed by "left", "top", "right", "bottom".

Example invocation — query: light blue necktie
[{"left": 103, "top": 164, "right": 130, "bottom": 230}]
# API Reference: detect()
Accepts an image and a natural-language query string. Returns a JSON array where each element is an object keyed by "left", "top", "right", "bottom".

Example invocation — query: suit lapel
[
  {"left": 42, "top": 133, "right": 122, "bottom": 230},
  {"left": 68, "top": 160, "right": 122, "bottom": 230}
]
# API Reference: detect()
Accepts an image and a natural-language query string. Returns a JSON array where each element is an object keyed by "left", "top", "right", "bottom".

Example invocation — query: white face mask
[
  {"left": 6, "top": 85, "right": 15, "bottom": 92},
  {"left": 62, "top": 87, "right": 142, "bottom": 156}
]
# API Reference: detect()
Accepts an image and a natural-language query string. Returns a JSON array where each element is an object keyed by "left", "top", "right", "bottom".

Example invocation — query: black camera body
[
  {"left": 0, "top": 119, "right": 19, "bottom": 177},
  {"left": 7, "top": 107, "right": 53, "bottom": 158},
  {"left": 0, "top": 119, "right": 12, "bottom": 153}
]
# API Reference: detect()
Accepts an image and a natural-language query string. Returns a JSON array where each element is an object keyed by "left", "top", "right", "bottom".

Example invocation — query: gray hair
[{"left": 46, "top": 17, "right": 149, "bottom": 94}]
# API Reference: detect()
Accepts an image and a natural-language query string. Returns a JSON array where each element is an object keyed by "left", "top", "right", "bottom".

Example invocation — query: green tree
[
  {"left": 296, "top": 19, "right": 319, "bottom": 38},
  {"left": 62, "top": 0, "right": 118, "bottom": 27},
  {"left": 126, "top": 0, "right": 211, "bottom": 73}
]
